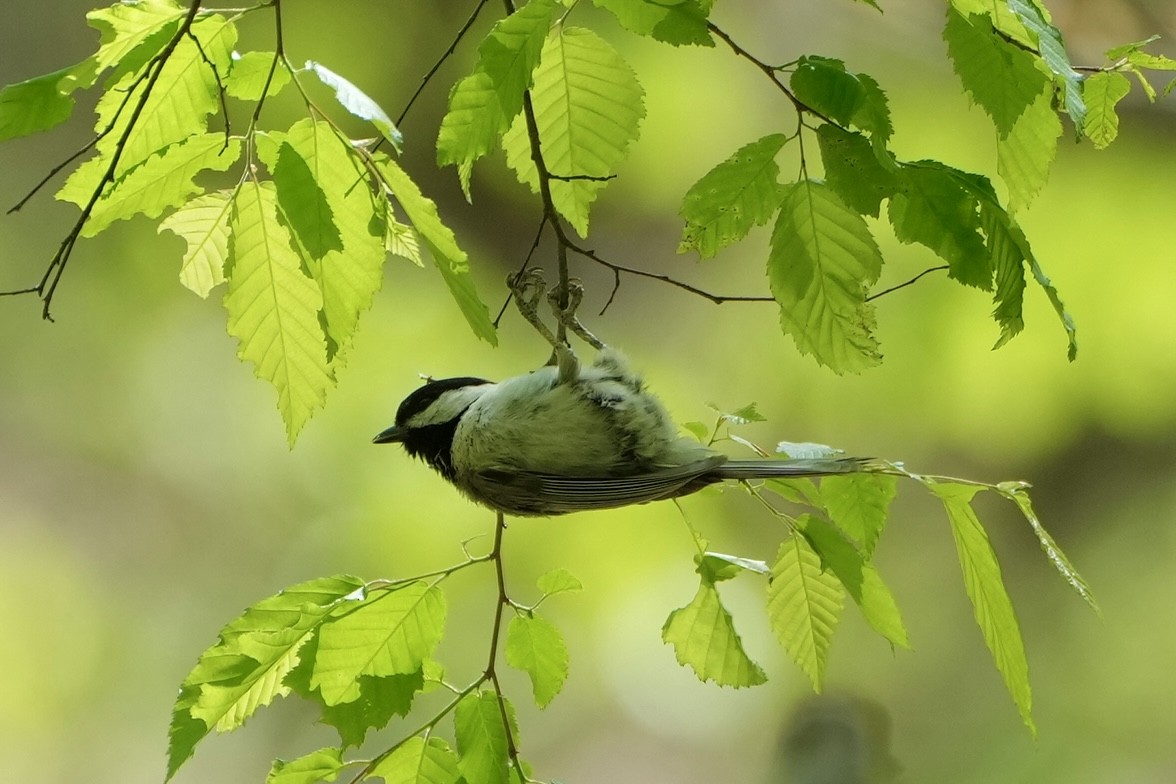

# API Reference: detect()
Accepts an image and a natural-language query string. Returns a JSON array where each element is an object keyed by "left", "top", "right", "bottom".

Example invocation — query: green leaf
[
  {"left": 678, "top": 134, "right": 788, "bottom": 259},
  {"left": 370, "top": 736, "right": 462, "bottom": 784},
  {"left": 944, "top": 7, "right": 1048, "bottom": 136},
  {"left": 436, "top": 0, "right": 557, "bottom": 196},
  {"left": 815, "top": 125, "right": 899, "bottom": 218},
  {"left": 305, "top": 60, "right": 402, "bottom": 150},
  {"left": 0, "top": 67, "right": 79, "bottom": 141},
  {"left": 375, "top": 154, "right": 497, "bottom": 345},
  {"left": 266, "top": 747, "right": 344, "bottom": 784},
  {"left": 661, "top": 580, "right": 767, "bottom": 688},
  {"left": 502, "top": 26, "right": 645, "bottom": 235},
  {"left": 818, "top": 472, "right": 897, "bottom": 557},
  {"left": 997, "top": 481, "right": 1099, "bottom": 612},
  {"left": 536, "top": 568, "right": 583, "bottom": 596},
  {"left": 996, "top": 86, "right": 1061, "bottom": 212},
  {"left": 506, "top": 614, "right": 569, "bottom": 708},
  {"left": 166, "top": 576, "right": 364, "bottom": 780},
  {"left": 768, "top": 179, "right": 883, "bottom": 373},
  {"left": 311, "top": 582, "right": 446, "bottom": 706},
  {"left": 319, "top": 671, "right": 424, "bottom": 748},
  {"left": 223, "top": 181, "right": 333, "bottom": 445},
  {"left": 591, "top": 0, "right": 714, "bottom": 46},
  {"left": 790, "top": 56, "right": 865, "bottom": 127},
  {"left": 159, "top": 191, "right": 234, "bottom": 297},
  {"left": 888, "top": 162, "right": 991, "bottom": 289},
  {"left": 226, "top": 51, "right": 290, "bottom": 101},
  {"left": 385, "top": 214, "right": 423, "bottom": 266},
  {"left": 1082, "top": 71, "right": 1131, "bottom": 149},
  {"left": 86, "top": 0, "right": 187, "bottom": 75},
  {"left": 766, "top": 535, "right": 845, "bottom": 691},
  {"left": 697, "top": 552, "right": 771, "bottom": 582},
  {"left": 1008, "top": 0, "right": 1085, "bottom": 130},
  {"left": 261, "top": 120, "right": 387, "bottom": 360},
  {"left": 72, "top": 133, "right": 241, "bottom": 237},
  {"left": 454, "top": 691, "right": 517, "bottom": 784},
  {"left": 926, "top": 481, "right": 1035, "bottom": 734},
  {"left": 270, "top": 141, "right": 343, "bottom": 261},
  {"left": 797, "top": 515, "right": 909, "bottom": 649}
]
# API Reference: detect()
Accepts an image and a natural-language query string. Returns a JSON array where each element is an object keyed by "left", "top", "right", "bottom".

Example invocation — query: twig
[
  {"left": 185, "top": 27, "right": 232, "bottom": 149},
  {"left": 494, "top": 217, "right": 548, "bottom": 327},
  {"left": 866, "top": 265, "right": 949, "bottom": 301},
  {"left": 485, "top": 510, "right": 527, "bottom": 779},
  {"left": 396, "top": 0, "right": 493, "bottom": 128}
]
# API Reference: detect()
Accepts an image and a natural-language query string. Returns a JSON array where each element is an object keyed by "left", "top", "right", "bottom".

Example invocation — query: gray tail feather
[{"left": 710, "top": 457, "right": 875, "bottom": 480}]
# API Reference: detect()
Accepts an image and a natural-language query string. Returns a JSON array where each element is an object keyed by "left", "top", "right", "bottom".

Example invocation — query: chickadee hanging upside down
[{"left": 374, "top": 346, "right": 865, "bottom": 517}]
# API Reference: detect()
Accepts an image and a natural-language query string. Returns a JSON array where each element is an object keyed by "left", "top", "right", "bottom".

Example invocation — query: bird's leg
[
  {"left": 507, "top": 268, "right": 559, "bottom": 348},
  {"left": 547, "top": 279, "right": 605, "bottom": 350}
]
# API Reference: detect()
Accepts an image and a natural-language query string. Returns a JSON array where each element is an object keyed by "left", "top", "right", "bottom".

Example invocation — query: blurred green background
[{"left": 2, "top": 1, "right": 1175, "bottom": 782}]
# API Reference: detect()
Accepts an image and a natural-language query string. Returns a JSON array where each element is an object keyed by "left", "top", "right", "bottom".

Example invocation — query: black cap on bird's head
[{"left": 373, "top": 376, "right": 493, "bottom": 479}]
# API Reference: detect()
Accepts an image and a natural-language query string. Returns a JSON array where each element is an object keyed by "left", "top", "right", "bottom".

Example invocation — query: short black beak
[{"left": 372, "top": 425, "right": 408, "bottom": 444}]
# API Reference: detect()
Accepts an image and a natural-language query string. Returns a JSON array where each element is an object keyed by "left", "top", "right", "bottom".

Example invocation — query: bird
[{"left": 373, "top": 346, "right": 868, "bottom": 517}]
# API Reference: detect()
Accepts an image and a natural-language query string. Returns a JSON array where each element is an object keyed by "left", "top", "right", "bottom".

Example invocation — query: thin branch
[
  {"left": 396, "top": 0, "right": 493, "bottom": 128},
  {"left": 486, "top": 511, "right": 526, "bottom": 778},
  {"left": 185, "top": 27, "right": 232, "bottom": 150},
  {"left": 548, "top": 172, "right": 615, "bottom": 182},
  {"left": 866, "top": 265, "right": 949, "bottom": 301},
  {"left": 494, "top": 217, "right": 548, "bottom": 327}
]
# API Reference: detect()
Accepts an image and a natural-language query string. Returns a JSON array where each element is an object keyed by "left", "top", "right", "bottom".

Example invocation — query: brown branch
[
  {"left": 185, "top": 27, "right": 232, "bottom": 150},
  {"left": 396, "top": 0, "right": 492, "bottom": 128},
  {"left": 493, "top": 217, "right": 548, "bottom": 327},
  {"left": 866, "top": 265, "right": 949, "bottom": 301}
]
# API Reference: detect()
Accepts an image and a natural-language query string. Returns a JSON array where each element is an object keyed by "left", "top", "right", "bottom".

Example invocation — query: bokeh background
[{"left": 2, "top": 1, "right": 1175, "bottom": 782}]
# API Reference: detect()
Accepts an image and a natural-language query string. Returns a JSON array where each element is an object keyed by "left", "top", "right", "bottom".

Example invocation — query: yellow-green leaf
[
  {"left": 159, "top": 191, "right": 234, "bottom": 297},
  {"left": 766, "top": 534, "right": 845, "bottom": 691},
  {"left": 662, "top": 580, "right": 767, "bottom": 688}
]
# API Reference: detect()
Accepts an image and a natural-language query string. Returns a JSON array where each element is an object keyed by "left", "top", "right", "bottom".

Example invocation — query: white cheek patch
[{"left": 408, "top": 384, "right": 494, "bottom": 427}]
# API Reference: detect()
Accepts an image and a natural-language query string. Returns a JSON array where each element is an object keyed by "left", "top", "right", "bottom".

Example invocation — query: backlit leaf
[
  {"left": 1082, "top": 71, "right": 1131, "bottom": 149},
  {"left": 159, "top": 191, "right": 234, "bottom": 297},
  {"left": 0, "top": 66, "right": 79, "bottom": 141},
  {"left": 371, "top": 736, "right": 462, "bottom": 784},
  {"left": 818, "top": 472, "right": 897, "bottom": 557},
  {"left": 506, "top": 614, "right": 569, "bottom": 708},
  {"left": 678, "top": 134, "right": 788, "bottom": 259},
  {"left": 591, "top": 0, "right": 714, "bottom": 46},
  {"left": 926, "top": 481, "right": 1035, "bottom": 735},
  {"left": 662, "top": 580, "right": 767, "bottom": 688},
  {"left": 224, "top": 181, "right": 332, "bottom": 445},
  {"left": 454, "top": 691, "right": 517, "bottom": 784},
  {"left": 226, "top": 51, "right": 290, "bottom": 101},
  {"left": 766, "top": 535, "right": 845, "bottom": 691},
  {"left": 536, "top": 568, "right": 582, "bottom": 596},
  {"left": 996, "top": 86, "right": 1061, "bottom": 211},
  {"left": 816, "top": 125, "right": 899, "bottom": 218},
  {"left": 311, "top": 582, "right": 446, "bottom": 706},
  {"left": 768, "top": 179, "right": 883, "bottom": 373},
  {"left": 266, "top": 747, "right": 344, "bottom": 784},
  {"left": 502, "top": 26, "right": 644, "bottom": 235}
]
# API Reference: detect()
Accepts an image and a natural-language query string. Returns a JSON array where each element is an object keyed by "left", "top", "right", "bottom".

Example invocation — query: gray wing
[{"left": 469, "top": 455, "right": 727, "bottom": 516}]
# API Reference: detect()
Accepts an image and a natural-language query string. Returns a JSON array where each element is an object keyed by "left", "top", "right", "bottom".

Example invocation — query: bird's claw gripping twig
[
  {"left": 507, "top": 268, "right": 560, "bottom": 348},
  {"left": 547, "top": 278, "right": 605, "bottom": 350}
]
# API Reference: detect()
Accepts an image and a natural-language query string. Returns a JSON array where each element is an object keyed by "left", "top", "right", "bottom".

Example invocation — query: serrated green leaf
[
  {"left": 536, "top": 568, "right": 582, "bottom": 596},
  {"left": 72, "top": 133, "right": 241, "bottom": 237},
  {"left": 87, "top": 0, "right": 186, "bottom": 75},
  {"left": 0, "top": 66, "right": 79, "bottom": 141},
  {"left": 95, "top": 14, "right": 235, "bottom": 179},
  {"left": 160, "top": 191, "right": 234, "bottom": 297},
  {"left": 816, "top": 125, "right": 899, "bottom": 218},
  {"left": 226, "top": 51, "right": 290, "bottom": 101},
  {"left": 1008, "top": 0, "right": 1084, "bottom": 130},
  {"left": 305, "top": 60, "right": 402, "bottom": 150},
  {"left": 323, "top": 671, "right": 423, "bottom": 747},
  {"left": 224, "top": 181, "right": 332, "bottom": 445},
  {"left": 944, "top": 7, "right": 1048, "bottom": 136},
  {"left": 949, "top": 0, "right": 1033, "bottom": 46},
  {"left": 682, "top": 421, "right": 710, "bottom": 442},
  {"left": 311, "top": 582, "right": 446, "bottom": 706},
  {"left": 437, "top": 0, "right": 556, "bottom": 196},
  {"left": 768, "top": 179, "right": 883, "bottom": 373},
  {"left": 766, "top": 535, "right": 845, "bottom": 691},
  {"left": 1082, "top": 71, "right": 1131, "bottom": 149},
  {"left": 998, "top": 482, "right": 1099, "bottom": 612},
  {"left": 797, "top": 515, "right": 909, "bottom": 649},
  {"left": 371, "top": 736, "right": 462, "bottom": 784},
  {"left": 166, "top": 576, "right": 364, "bottom": 780},
  {"left": 502, "top": 26, "right": 645, "bottom": 235},
  {"left": 926, "top": 481, "right": 1035, "bottom": 734},
  {"left": 790, "top": 56, "right": 865, "bottom": 127},
  {"left": 1127, "top": 49, "right": 1176, "bottom": 71},
  {"left": 888, "top": 162, "right": 990, "bottom": 289},
  {"left": 662, "top": 580, "right": 767, "bottom": 688},
  {"left": 591, "top": 0, "right": 714, "bottom": 46},
  {"left": 678, "top": 134, "right": 787, "bottom": 259},
  {"left": 818, "top": 472, "right": 897, "bottom": 557},
  {"left": 260, "top": 120, "right": 386, "bottom": 360},
  {"left": 266, "top": 747, "right": 344, "bottom": 784},
  {"left": 997, "top": 86, "right": 1061, "bottom": 212},
  {"left": 385, "top": 215, "right": 423, "bottom": 266},
  {"left": 506, "top": 614, "right": 569, "bottom": 708},
  {"left": 271, "top": 141, "right": 342, "bottom": 261},
  {"left": 455, "top": 691, "right": 517, "bottom": 784},
  {"left": 375, "top": 154, "right": 497, "bottom": 345}
]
